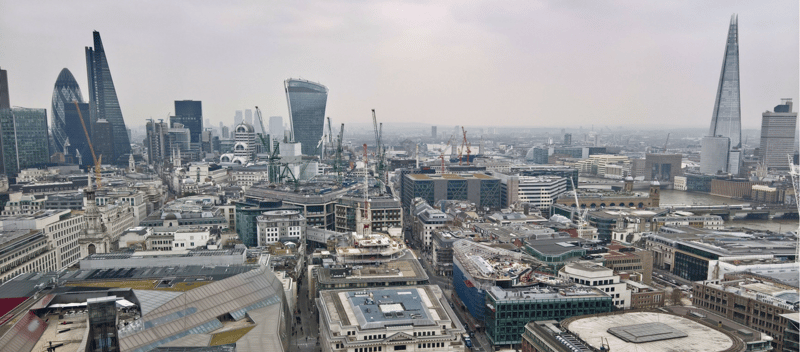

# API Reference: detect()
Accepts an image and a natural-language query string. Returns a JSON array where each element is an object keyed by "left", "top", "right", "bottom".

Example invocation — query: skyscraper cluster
[{"left": 0, "top": 67, "right": 50, "bottom": 174}]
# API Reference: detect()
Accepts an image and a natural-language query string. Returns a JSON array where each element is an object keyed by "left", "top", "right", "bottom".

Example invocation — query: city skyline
[{"left": 0, "top": 1, "right": 797, "bottom": 130}]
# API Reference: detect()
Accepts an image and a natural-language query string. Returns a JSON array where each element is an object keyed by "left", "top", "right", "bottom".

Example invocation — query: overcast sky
[{"left": 0, "top": 0, "right": 797, "bottom": 131}]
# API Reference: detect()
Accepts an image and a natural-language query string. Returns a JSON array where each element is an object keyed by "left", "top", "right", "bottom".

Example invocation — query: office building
[
  {"left": 244, "top": 108, "right": 253, "bottom": 127},
  {"left": 486, "top": 284, "right": 612, "bottom": 346},
  {"left": 85, "top": 31, "right": 131, "bottom": 162},
  {"left": 170, "top": 100, "right": 203, "bottom": 144},
  {"left": 411, "top": 199, "right": 448, "bottom": 249},
  {"left": 93, "top": 118, "right": 115, "bottom": 162},
  {"left": 693, "top": 274, "right": 799, "bottom": 351},
  {"left": 285, "top": 78, "right": 328, "bottom": 155},
  {"left": 701, "top": 15, "right": 742, "bottom": 175},
  {"left": 63, "top": 102, "right": 92, "bottom": 166},
  {"left": 645, "top": 153, "right": 683, "bottom": 181},
  {"left": 760, "top": 99, "right": 797, "bottom": 170},
  {"left": 145, "top": 119, "right": 168, "bottom": 165},
  {"left": 401, "top": 172, "right": 502, "bottom": 212},
  {"left": 497, "top": 174, "right": 567, "bottom": 209},
  {"left": 50, "top": 68, "right": 85, "bottom": 156},
  {"left": 310, "top": 259, "right": 428, "bottom": 299},
  {"left": 0, "top": 107, "right": 50, "bottom": 174},
  {"left": 317, "top": 286, "right": 467, "bottom": 352},
  {"left": 269, "top": 115, "right": 283, "bottom": 141},
  {"left": 256, "top": 209, "right": 306, "bottom": 246},
  {"left": 431, "top": 125, "right": 437, "bottom": 138},
  {"left": 0, "top": 66, "right": 9, "bottom": 109},
  {"left": 558, "top": 261, "right": 631, "bottom": 308},
  {"left": 234, "top": 109, "right": 243, "bottom": 127}
]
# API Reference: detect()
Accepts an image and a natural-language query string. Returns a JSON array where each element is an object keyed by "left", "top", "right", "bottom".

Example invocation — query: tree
[{"left": 668, "top": 288, "right": 683, "bottom": 306}]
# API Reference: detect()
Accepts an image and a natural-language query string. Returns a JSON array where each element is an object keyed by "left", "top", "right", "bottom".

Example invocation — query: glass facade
[
  {"left": 284, "top": 79, "right": 328, "bottom": 155},
  {"left": 485, "top": 294, "right": 613, "bottom": 346},
  {"left": 0, "top": 108, "right": 50, "bottom": 174},
  {"left": 64, "top": 102, "right": 92, "bottom": 166},
  {"left": 702, "top": 15, "right": 742, "bottom": 174},
  {"left": 171, "top": 100, "right": 203, "bottom": 143},
  {"left": 86, "top": 31, "right": 131, "bottom": 163},
  {"left": 453, "top": 261, "right": 488, "bottom": 323},
  {"left": 51, "top": 68, "right": 85, "bottom": 156}
]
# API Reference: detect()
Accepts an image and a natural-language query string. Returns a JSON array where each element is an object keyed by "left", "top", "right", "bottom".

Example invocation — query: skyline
[{"left": 0, "top": 1, "right": 797, "bottom": 130}]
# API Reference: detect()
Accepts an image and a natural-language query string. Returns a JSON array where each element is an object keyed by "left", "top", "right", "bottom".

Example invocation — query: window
[{"left": 394, "top": 346, "right": 406, "bottom": 351}]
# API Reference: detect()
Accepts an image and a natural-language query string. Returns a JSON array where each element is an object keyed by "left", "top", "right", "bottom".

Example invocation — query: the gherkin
[{"left": 51, "top": 68, "right": 84, "bottom": 155}]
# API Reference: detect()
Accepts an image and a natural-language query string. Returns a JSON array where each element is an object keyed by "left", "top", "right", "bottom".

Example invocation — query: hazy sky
[{"left": 1, "top": 1, "right": 797, "bottom": 130}]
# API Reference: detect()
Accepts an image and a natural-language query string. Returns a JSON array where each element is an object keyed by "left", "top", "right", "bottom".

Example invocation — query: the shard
[
  {"left": 701, "top": 14, "right": 742, "bottom": 175},
  {"left": 86, "top": 31, "right": 131, "bottom": 163}
]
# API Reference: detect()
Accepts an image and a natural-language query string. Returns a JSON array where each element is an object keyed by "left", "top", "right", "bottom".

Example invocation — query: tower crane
[
  {"left": 439, "top": 135, "right": 454, "bottom": 174},
  {"left": 663, "top": 133, "right": 670, "bottom": 153},
  {"left": 73, "top": 101, "right": 102, "bottom": 188},
  {"left": 327, "top": 117, "right": 334, "bottom": 160},
  {"left": 334, "top": 123, "right": 345, "bottom": 184},
  {"left": 460, "top": 126, "right": 472, "bottom": 165},
  {"left": 254, "top": 106, "right": 271, "bottom": 154},
  {"left": 372, "top": 109, "right": 387, "bottom": 188}
]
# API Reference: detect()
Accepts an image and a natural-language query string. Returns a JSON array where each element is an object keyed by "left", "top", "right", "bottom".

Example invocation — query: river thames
[{"left": 659, "top": 189, "right": 798, "bottom": 233}]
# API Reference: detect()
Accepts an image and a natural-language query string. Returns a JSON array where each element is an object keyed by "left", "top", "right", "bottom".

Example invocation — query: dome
[
  {"left": 235, "top": 123, "right": 255, "bottom": 133},
  {"left": 164, "top": 213, "right": 178, "bottom": 220},
  {"left": 625, "top": 176, "right": 633, "bottom": 181}
]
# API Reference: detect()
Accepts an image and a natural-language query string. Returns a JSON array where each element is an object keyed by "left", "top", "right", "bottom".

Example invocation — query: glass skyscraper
[
  {"left": 701, "top": 15, "right": 742, "bottom": 175},
  {"left": 284, "top": 78, "right": 328, "bottom": 156},
  {"left": 64, "top": 102, "right": 92, "bottom": 166},
  {"left": 86, "top": 31, "right": 131, "bottom": 163},
  {"left": 171, "top": 100, "right": 203, "bottom": 144},
  {"left": 51, "top": 68, "right": 85, "bottom": 156},
  {"left": 0, "top": 108, "right": 50, "bottom": 174}
]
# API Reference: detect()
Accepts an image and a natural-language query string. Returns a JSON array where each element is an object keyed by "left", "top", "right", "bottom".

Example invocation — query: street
[{"left": 292, "top": 269, "right": 321, "bottom": 352}]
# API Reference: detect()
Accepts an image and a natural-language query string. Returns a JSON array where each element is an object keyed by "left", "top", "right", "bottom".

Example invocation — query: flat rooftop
[
  {"left": 83, "top": 248, "right": 245, "bottom": 260},
  {"left": 565, "top": 312, "right": 737, "bottom": 352},
  {"left": 320, "top": 286, "right": 450, "bottom": 330},
  {"left": 488, "top": 284, "right": 607, "bottom": 302},
  {"left": 316, "top": 259, "right": 428, "bottom": 284}
]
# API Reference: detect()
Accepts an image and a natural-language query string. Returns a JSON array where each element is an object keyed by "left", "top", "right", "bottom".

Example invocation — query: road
[
  {"left": 292, "top": 269, "right": 320, "bottom": 352},
  {"left": 412, "top": 248, "right": 493, "bottom": 352}
]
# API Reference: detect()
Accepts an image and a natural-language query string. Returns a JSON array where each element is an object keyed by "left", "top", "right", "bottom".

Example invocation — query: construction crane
[
  {"left": 460, "top": 126, "right": 472, "bottom": 165},
  {"left": 438, "top": 135, "right": 454, "bottom": 174},
  {"left": 254, "top": 106, "right": 271, "bottom": 154},
  {"left": 371, "top": 109, "right": 387, "bottom": 189},
  {"left": 73, "top": 101, "right": 102, "bottom": 188},
  {"left": 327, "top": 117, "right": 334, "bottom": 160},
  {"left": 334, "top": 123, "right": 345, "bottom": 184},
  {"left": 788, "top": 155, "right": 800, "bottom": 259},
  {"left": 663, "top": 133, "right": 670, "bottom": 153}
]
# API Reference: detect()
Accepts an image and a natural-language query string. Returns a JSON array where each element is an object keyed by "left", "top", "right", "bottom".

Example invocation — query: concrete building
[
  {"left": 540, "top": 308, "right": 774, "bottom": 352},
  {"left": 645, "top": 153, "right": 683, "bottom": 182},
  {"left": 336, "top": 194, "right": 403, "bottom": 233},
  {"left": 256, "top": 209, "right": 306, "bottom": 246},
  {"left": 401, "top": 172, "right": 502, "bottom": 212},
  {"left": 559, "top": 261, "right": 631, "bottom": 308},
  {"left": 0, "top": 230, "right": 59, "bottom": 284},
  {"left": 693, "top": 274, "right": 799, "bottom": 351},
  {"left": 0, "top": 209, "right": 83, "bottom": 272},
  {"left": 309, "top": 259, "right": 428, "bottom": 300},
  {"left": 317, "top": 285, "right": 467, "bottom": 352},
  {"left": 411, "top": 199, "right": 448, "bottom": 249},
  {"left": 760, "top": 99, "right": 797, "bottom": 171},
  {"left": 79, "top": 247, "right": 246, "bottom": 269},
  {"left": 497, "top": 173, "right": 568, "bottom": 209}
]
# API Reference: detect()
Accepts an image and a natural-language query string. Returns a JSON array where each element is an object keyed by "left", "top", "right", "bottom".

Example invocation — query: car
[{"left": 463, "top": 334, "right": 472, "bottom": 348}]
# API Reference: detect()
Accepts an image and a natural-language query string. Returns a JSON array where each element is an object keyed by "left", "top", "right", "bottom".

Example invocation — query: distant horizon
[{"left": 1, "top": 1, "right": 797, "bottom": 131}]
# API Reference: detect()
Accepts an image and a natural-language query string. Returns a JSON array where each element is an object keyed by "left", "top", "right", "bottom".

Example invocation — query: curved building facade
[
  {"left": 50, "top": 68, "right": 85, "bottom": 157},
  {"left": 86, "top": 31, "right": 131, "bottom": 163},
  {"left": 284, "top": 78, "right": 328, "bottom": 156}
]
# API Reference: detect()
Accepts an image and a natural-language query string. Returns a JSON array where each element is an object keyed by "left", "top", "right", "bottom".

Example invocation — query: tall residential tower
[
  {"left": 284, "top": 78, "right": 328, "bottom": 155},
  {"left": 86, "top": 31, "right": 131, "bottom": 163},
  {"left": 701, "top": 15, "right": 742, "bottom": 175}
]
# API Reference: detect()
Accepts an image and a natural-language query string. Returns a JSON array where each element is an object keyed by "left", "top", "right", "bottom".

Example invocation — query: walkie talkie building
[{"left": 284, "top": 78, "right": 328, "bottom": 156}]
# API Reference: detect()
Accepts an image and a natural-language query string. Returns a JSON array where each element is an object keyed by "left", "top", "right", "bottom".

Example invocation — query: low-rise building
[
  {"left": 256, "top": 209, "right": 306, "bottom": 246},
  {"left": 317, "top": 285, "right": 467, "bottom": 352},
  {"left": 559, "top": 261, "right": 631, "bottom": 309},
  {"left": 412, "top": 199, "right": 448, "bottom": 250},
  {"left": 485, "top": 282, "right": 613, "bottom": 346},
  {"left": 693, "top": 274, "right": 799, "bottom": 352},
  {"left": 310, "top": 259, "right": 429, "bottom": 300}
]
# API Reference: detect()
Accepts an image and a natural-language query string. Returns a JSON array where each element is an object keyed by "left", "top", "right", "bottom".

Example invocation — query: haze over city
[{"left": 0, "top": 0, "right": 797, "bottom": 129}]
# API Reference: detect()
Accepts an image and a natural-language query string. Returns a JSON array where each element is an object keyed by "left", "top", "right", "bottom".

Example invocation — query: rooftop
[{"left": 316, "top": 259, "right": 428, "bottom": 284}]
